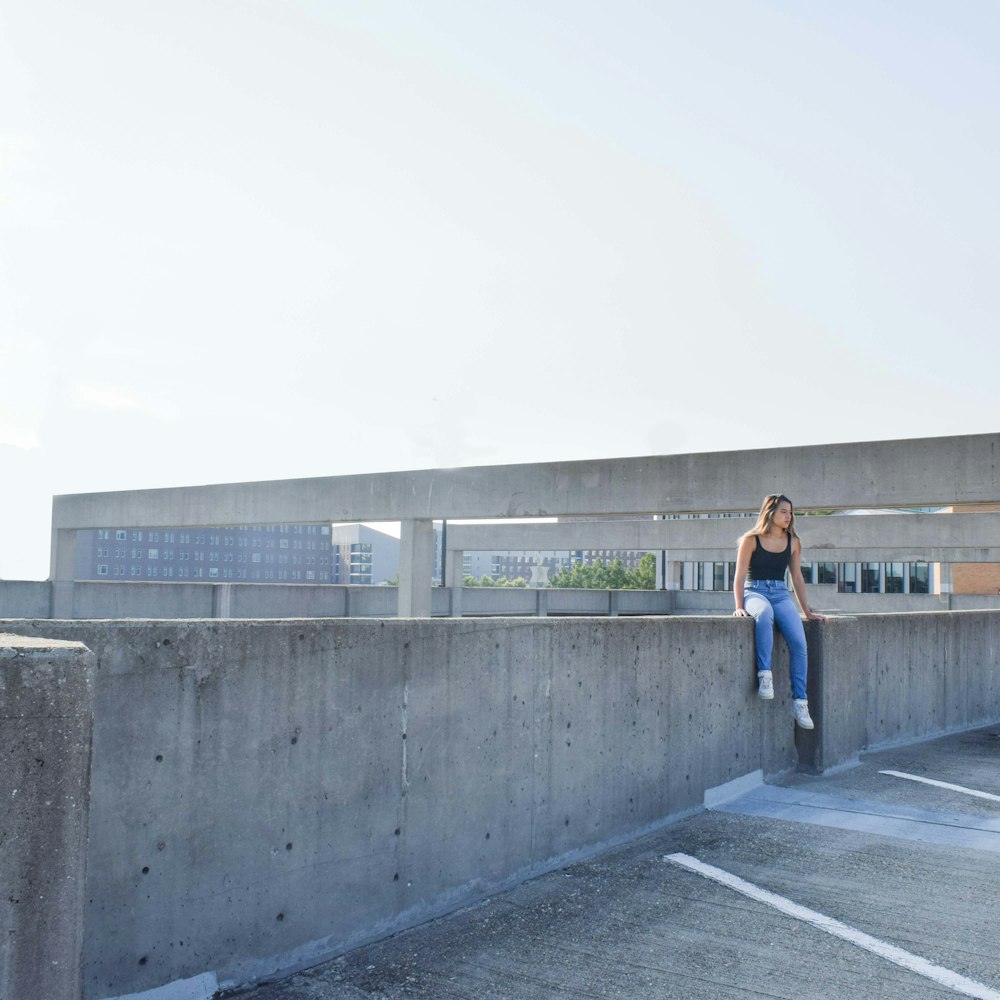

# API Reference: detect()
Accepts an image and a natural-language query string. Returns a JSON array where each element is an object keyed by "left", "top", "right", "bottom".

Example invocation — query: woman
[{"left": 733, "top": 494, "right": 827, "bottom": 729}]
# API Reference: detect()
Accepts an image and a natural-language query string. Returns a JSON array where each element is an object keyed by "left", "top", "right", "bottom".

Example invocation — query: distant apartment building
[
  {"left": 74, "top": 524, "right": 336, "bottom": 583},
  {"left": 328, "top": 523, "right": 404, "bottom": 585}
]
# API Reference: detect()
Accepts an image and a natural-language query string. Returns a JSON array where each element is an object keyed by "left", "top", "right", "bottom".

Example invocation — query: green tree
[{"left": 548, "top": 553, "right": 656, "bottom": 590}]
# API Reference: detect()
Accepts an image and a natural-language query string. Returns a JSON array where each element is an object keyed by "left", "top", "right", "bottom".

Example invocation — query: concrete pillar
[
  {"left": 398, "top": 519, "right": 434, "bottom": 618},
  {"left": 49, "top": 527, "right": 77, "bottom": 619},
  {"left": 212, "top": 584, "right": 233, "bottom": 618},
  {"left": 449, "top": 587, "right": 463, "bottom": 617},
  {"left": 609, "top": 591, "right": 620, "bottom": 617},
  {"left": 536, "top": 589, "right": 548, "bottom": 617},
  {"left": 444, "top": 549, "right": 464, "bottom": 588},
  {"left": 0, "top": 634, "right": 96, "bottom": 1000},
  {"left": 937, "top": 562, "right": 953, "bottom": 595},
  {"left": 664, "top": 560, "right": 682, "bottom": 591}
]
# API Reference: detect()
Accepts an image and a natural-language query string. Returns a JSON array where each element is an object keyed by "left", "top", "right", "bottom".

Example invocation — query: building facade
[{"left": 75, "top": 524, "right": 336, "bottom": 583}]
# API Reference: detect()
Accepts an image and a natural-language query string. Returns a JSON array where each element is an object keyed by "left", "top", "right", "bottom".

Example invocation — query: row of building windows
[
  {"left": 679, "top": 561, "right": 932, "bottom": 594},
  {"left": 96, "top": 565, "right": 323, "bottom": 581},
  {"left": 96, "top": 549, "right": 330, "bottom": 565},
  {"left": 96, "top": 525, "right": 332, "bottom": 542}
]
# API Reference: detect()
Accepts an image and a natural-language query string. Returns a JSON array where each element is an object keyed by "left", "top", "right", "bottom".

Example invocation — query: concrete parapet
[
  {"left": 0, "top": 616, "right": 794, "bottom": 998},
  {"left": 0, "top": 633, "right": 96, "bottom": 1000},
  {"left": 0, "top": 580, "right": 52, "bottom": 619},
  {"left": 0, "top": 613, "right": 995, "bottom": 998},
  {"left": 797, "top": 611, "right": 1000, "bottom": 772}
]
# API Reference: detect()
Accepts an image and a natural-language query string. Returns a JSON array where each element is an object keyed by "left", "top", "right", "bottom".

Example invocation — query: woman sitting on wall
[{"left": 732, "top": 494, "right": 827, "bottom": 729}]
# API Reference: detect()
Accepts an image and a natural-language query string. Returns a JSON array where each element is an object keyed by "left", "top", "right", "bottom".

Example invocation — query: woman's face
[{"left": 773, "top": 500, "right": 793, "bottom": 530}]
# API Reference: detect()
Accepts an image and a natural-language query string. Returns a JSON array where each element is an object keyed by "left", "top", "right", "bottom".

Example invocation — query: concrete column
[
  {"left": 536, "top": 589, "right": 548, "bottom": 617},
  {"left": 609, "top": 591, "right": 620, "bottom": 617},
  {"left": 444, "top": 549, "right": 464, "bottom": 588},
  {"left": 49, "top": 527, "right": 77, "bottom": 619},
  {"left": 212, "top": 584, "right": 233, "bottom": 618},
  {"left": 936, "top": 562, "right": 953, "bottom": 595},
  {"left": 0, "top": 634, "right": 96, "bottom": 1000},
  {"left": 664, "top": 560, "right": 682, "bottom": 591},
  {"left": 398, "top": 519, "right": 434, "bottom": 618},
  {"left": 449, "top": 587, "right": 463, "bottom": 617}
]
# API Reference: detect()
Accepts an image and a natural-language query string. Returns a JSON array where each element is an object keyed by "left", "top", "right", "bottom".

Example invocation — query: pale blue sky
[{"left": 1, "top": 1, "right": 997, "bottom": 579}]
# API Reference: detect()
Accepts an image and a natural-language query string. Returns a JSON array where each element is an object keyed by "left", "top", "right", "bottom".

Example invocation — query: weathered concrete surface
[
  {"left": 236, "top": 724, "right": 1000, "bottom": 1000},
  {"left": 0, "top": 613, "right": 996, "bottom": 998},
  {"left": 798, "top": 611, "right": 1000, "bottom": 773},
  {"left": 50, "top": 434, "right": 1000, "bottom": 529},
  {"left": 0, "top": 617, "right": 793, "bottom": 999},
  {"left": 0, "top": 633, "right": 96, "bottom": 1000}
]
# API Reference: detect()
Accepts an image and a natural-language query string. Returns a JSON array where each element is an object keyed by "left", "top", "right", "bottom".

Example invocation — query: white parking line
[
  {"left": 664, "top": 852, "right": 1000, "bottom": 1000},
  {"left": 879, "top": 770, "right": 1000, "bottom": 803}
]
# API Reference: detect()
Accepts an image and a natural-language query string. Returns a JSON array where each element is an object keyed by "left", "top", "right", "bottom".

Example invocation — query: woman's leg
[
  {"left": 770, "top": 589, "right": 808, "bottom": 700},
  {"left": 744, "top": 589, "right": 774, "bottom": 674}
]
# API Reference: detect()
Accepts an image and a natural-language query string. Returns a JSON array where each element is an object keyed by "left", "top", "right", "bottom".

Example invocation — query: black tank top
[{"left": 748, "top": 533, "right": 791, "bottom": 581}]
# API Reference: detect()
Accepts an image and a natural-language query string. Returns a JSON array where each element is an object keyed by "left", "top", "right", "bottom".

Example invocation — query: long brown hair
[{"left": 742, "top": 493, "right": 798, "bottom": 540}]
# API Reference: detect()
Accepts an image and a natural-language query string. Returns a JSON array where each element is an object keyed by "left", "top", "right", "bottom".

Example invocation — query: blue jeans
[{"left": 745, "top": 579, "right": 808, "bottom": 700}]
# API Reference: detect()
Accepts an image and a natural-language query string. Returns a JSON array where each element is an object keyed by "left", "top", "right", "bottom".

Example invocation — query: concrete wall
[
  {"left": 1, "top": 633, "right": 96, "bottom": 1000},
  {"left": 1, "top": 616, "right": 795, "bottom": 999},
  {"left": 0, "top": 612, "right": 997, "bottom": 998},
  {"left": 0, "top": 580, "right": 51, "bottom": 618},
  {"left": 12, "top": 579, "right": 997, "bottom": 622},
  {"left": 799, "top": 611, "right": 1000, "bottom": 772}
]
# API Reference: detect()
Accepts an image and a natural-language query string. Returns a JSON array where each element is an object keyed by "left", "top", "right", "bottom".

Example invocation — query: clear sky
[{"left": 1, "top": 0, "right": 998, "bottom": 580}]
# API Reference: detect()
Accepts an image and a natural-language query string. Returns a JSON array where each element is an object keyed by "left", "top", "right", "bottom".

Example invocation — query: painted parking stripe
[
  {"left": 879, "top": 770, "right": 1000, "bottom": 803},
  {"left": 664, "top": 853, "right": 1000, "bottom": 1000}
]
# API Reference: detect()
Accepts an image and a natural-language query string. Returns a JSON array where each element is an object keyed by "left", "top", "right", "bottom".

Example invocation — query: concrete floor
[{"left": 233, "top": 724, "right": 1000, "bottom": 1000}]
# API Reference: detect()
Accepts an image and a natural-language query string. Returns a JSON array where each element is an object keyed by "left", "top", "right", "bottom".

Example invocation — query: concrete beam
[
  {"left": 447, "top": 512, "right": 1000, "bottom": 563},
  {"left": 49, "top": 433, "right": 1000, "bottom": 532}
]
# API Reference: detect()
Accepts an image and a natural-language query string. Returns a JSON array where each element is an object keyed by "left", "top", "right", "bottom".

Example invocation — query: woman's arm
[
  {"left": 732, "top": 534, "right": 754, "bottom": 617},
  {"left": 789, "top": 537, "right": 828, "bottom": 621}
]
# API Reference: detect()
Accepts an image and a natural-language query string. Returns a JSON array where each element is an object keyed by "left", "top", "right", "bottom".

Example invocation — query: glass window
[
  {"left": 861, "top": 563, "right": 881, "bottom": 593},
  {"left": 817, "top": 562, "right": 836, "bottom": 585},
  {"left": 799, "top": 562, "right": 814, "bottom": 584},
  {"left": 713, "top": 562, "right": 726, "bottom": 591},
  {"left": 885, "top": 562, "right": 904, "bottom": 593},
  {"left": 97, "top": 564, "right": 108, "bottom": 576},
  {"left": 148, "top": 549, "right": 159, "bottom": 560},
  {"left": 910, "top": 562, "right": 930, "bottom": 594},
  {"left": 116, "top": 530, "right": 127, "bottom": 540},
  {"left": 840, "top": 563, "right": 857, "bottom": 593}
]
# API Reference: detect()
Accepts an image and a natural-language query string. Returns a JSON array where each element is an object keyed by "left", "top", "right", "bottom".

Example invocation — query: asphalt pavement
[{"left": 234, "top": 724, "right": 1000, "bottom": 1000}]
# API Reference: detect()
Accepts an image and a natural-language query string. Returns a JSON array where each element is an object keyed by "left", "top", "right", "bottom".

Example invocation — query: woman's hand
[
  {"left": 733, "top": 608, "right": 750, "bottom": 618},
  {"left": 805, "top": 610, "right": 829, "bottom": 622}
]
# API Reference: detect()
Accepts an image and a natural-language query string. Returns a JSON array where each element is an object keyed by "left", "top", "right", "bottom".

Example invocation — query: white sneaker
[
  {"left": 757, "top": 671, "right": 774, "bottom": 700},
  {"left": 791, "top": 699, "right": 814, "bottom": 729}
]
